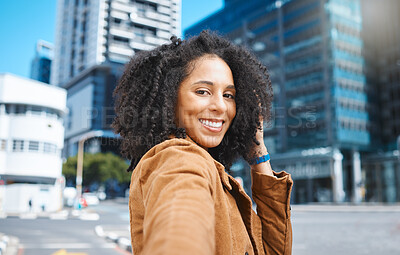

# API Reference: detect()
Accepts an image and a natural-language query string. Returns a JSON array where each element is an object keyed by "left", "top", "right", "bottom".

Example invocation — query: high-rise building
[
  {"left": 186, "top": 0, "right": 370, "bottom": 203},
  {"left": 52, "top": 0, "right": 181, "bottom": 86},
  {"left": 361, "top": 0, "right": 400, "bottom": 203},
  {"left": 30, "top": 40, "right": 53, "bottom": 84},
  {"left": 52, "top": 0, "right": 181, "bottom": 158}
]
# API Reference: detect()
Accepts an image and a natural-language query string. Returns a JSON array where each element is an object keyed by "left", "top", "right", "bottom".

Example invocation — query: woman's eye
[
  {"left": 224, "top": 93, "right": 235, "bottom": 99},
  {"left": 195, "top": 90, "right": 209, "bottom": 95}
]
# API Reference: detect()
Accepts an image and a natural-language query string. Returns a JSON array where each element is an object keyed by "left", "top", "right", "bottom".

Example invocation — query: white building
[
  {"left": 52, "top": 0, "right": 181, "bottom": 86},
  {"left": 0, "top": 73, "right": 67, "bottom": 213}
]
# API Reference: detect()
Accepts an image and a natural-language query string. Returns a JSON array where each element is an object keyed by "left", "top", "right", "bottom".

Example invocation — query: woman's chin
[{"left": 196, "top": 136, "right": 224, "bottom": 149}]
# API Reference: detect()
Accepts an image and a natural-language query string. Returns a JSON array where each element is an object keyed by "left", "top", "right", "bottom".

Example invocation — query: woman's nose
[{"left": 210, "top": 93, "right": 227, "bottom": 113}]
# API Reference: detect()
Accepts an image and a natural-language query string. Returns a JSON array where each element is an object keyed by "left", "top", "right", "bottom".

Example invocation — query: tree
[{"left": 62, "top": 152, "right": 131, "bottom": 187}]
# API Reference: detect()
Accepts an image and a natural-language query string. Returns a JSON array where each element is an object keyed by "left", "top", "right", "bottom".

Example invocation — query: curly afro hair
[{"left": 112, "top": 30, "right": 273, "bottom": 171}]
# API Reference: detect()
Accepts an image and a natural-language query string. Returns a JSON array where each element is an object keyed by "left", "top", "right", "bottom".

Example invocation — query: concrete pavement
[{"left": 292, "top": 203, "right": 400, "bottom": 212}]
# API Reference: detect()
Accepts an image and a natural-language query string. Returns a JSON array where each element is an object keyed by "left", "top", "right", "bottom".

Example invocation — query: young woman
[{"left": 113, "top": 30, "right": 293, "bottom": 255}]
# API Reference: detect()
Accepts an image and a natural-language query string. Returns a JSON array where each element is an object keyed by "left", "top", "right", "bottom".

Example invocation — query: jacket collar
[{"left": 181, "top": 135, "right": 233, "bottom": 190}]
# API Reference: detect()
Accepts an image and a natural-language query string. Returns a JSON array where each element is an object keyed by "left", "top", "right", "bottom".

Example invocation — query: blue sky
[{"left": 0, "top": 0, "right": 223, "bottom": 79}]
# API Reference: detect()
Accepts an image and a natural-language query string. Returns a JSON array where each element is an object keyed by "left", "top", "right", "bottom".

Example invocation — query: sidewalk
[
  {"left": 0, "top": 233, "right": 20, "bottom": 255},
  {"left": 292, "top": 203, "right": 400, "bottom": 212},
  {"left": 1, "top": 207, "right": 100, "bottom": 221}
]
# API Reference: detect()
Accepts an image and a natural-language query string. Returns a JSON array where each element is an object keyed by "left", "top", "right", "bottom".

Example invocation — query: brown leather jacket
[{"left": 129, "top": 137, "right": 293, "bottom": 255}]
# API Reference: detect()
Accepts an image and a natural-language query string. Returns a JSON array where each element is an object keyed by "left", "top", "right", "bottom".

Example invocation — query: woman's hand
[
  {"left": 249, "top": 119, "right": 274, "bottom": 177},
  {"left": 249, "top": 119, "right": 268, "bottom": 158}
]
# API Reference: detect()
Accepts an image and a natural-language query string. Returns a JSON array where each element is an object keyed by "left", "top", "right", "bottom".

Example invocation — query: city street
[
  {"left": 292, "top": 205, "right": 400, "bottom": 255},
  {"left": 0, "top": 199, "right": 130, "bottom": 255},
  {"left": 1, "top": 201, "right": 400, "bottom": 255}
]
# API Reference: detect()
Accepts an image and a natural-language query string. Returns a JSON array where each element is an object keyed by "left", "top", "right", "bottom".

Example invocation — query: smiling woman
[
  {"left": 112, "top": 30, "right": 293, "bottom": 255},
  {"left": 176, "top": 56, "right": 236, "bottom": 149}
]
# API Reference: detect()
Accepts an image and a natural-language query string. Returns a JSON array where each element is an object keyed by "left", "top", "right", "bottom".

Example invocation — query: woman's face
[{"left": 176, "top": 55, "right": 236, "bottom": 149}]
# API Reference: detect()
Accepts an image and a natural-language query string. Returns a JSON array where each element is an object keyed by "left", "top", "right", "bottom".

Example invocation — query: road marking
[
  {"left": 52, "top": 249, "right": 88, "bottom": 255},
  {"left": 107, "top": 232, "right": 119, "bottom": 242},
  {"left": 79, "top": 213, "right": 100, "bottom": 221},
  {"left": 50, "top": 212, "right": 69, "bottom": 220},
  {"left": 95, "top": 225, "right": 105, "bottom": 237}
]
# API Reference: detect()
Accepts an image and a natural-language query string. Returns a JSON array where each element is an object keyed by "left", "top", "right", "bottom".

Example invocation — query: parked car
[
  {"left": 82, "top": 192, "right": 100, "bottom": 205},
  {"left": 95, "top": 190, "right": 106, "bottom": 200}
]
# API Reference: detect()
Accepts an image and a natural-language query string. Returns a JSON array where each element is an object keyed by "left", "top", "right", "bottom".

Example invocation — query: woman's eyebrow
[
  {"left": 193, "top": 80, "right": 214, "bottom": 85},
  {"left": 193, "top": 80, "right": 235, "bottom": 89}
]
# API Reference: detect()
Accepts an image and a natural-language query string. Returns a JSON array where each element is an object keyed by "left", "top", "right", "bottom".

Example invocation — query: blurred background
[{"left": 0, "top": 0, "right": 399, "bottom": 254}]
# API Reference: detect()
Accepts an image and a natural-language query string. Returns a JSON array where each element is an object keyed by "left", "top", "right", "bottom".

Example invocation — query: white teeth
[{"left": 200, "top": 119, "right": 222, "bottom": 128}]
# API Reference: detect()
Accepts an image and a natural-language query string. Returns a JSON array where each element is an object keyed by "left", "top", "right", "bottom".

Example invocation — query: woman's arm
[
  {"left": 248, "top": 119, "right": 274, "bottom": 176},
  {"left": 249, "top": 121, "right": 293, "bottom": 255}
]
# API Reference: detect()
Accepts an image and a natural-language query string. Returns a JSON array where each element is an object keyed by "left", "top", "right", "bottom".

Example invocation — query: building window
[
  {"left": 70, "top": 64, "right": 74, "bottom": 77},
  {"left": 30, "top": 105, "right": 42, "bottom": 116},
  {"left": 46, "top": 108, "right": 58, "bottom": 119},
  {"left": 67, "top": 107, "right": 73, "bottom": 130},
  {"left": 15, "top": 105, "right": 27, "bottom": 115},
  {"left": 0, "top": 139, "right": 6, "bottom": 151},
  {"left": 5, "top": 104, "right": 12, "bottom": 114},
  {"left": 134, "top": 0, "right": 157, "bottom": 12},
  {"left": 44, "top": 143, "right": 57, "bottom": 154},
  {"left": 80, "top": 36, "right": 85, "bottom": 46},
  {"left": 113, "top": 18, "right": 121, "bottom": 24},
  {"left": 113, "top": 36, "right": 129, "bottom": 45},
  {"left": 133, "top": 24, "right": 157, "bottom": 41},
  {"left": 28, "top": 141, "right": 40, "bottom": 152},
  {"left": 13, "top": 140, "right": 24, "bottom": 152}
]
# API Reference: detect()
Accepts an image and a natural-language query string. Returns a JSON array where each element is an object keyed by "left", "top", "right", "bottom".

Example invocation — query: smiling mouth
[{"left": 199, "top": 118, "right": 224, "bottom": 132}]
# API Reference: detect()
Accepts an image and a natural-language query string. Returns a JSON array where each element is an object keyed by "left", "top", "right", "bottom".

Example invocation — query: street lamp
[{"left": 76, "top": 130, "right": 104, "bottom": 198}]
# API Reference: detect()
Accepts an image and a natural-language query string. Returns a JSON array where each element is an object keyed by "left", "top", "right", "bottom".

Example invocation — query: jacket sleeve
[
  {"left": 251, "top": 171, "right": 293, "bottom": 255},
  {"left": 139, "top": 144, "right": 216, "bottom": 255}
]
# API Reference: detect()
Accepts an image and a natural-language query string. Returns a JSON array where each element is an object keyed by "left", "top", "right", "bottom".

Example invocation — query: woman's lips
[{"left": 199, "top": 118, "right": 224, "bottom": 132}]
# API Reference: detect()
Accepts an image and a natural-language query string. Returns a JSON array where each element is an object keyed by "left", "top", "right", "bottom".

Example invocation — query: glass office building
[
  {"left": 186, "top": 0, "right": 371, "bottom": 203},
  {"left": 361, "top": 0, "right": 400, "bottom": 203},
  {"left": 30, "top": 40, "right": 53, "bottom": 84},
  {"left": 52, "top": 0, "right": 181, "bottom": 87}
]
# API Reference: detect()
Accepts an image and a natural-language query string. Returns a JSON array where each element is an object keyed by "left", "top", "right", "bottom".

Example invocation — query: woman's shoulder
[
  {"left": 135, "top": 138, "right": 217, "bottom": 176},
  {"left": 146, "top": 137, "right": 210, "bottom": 159}
]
